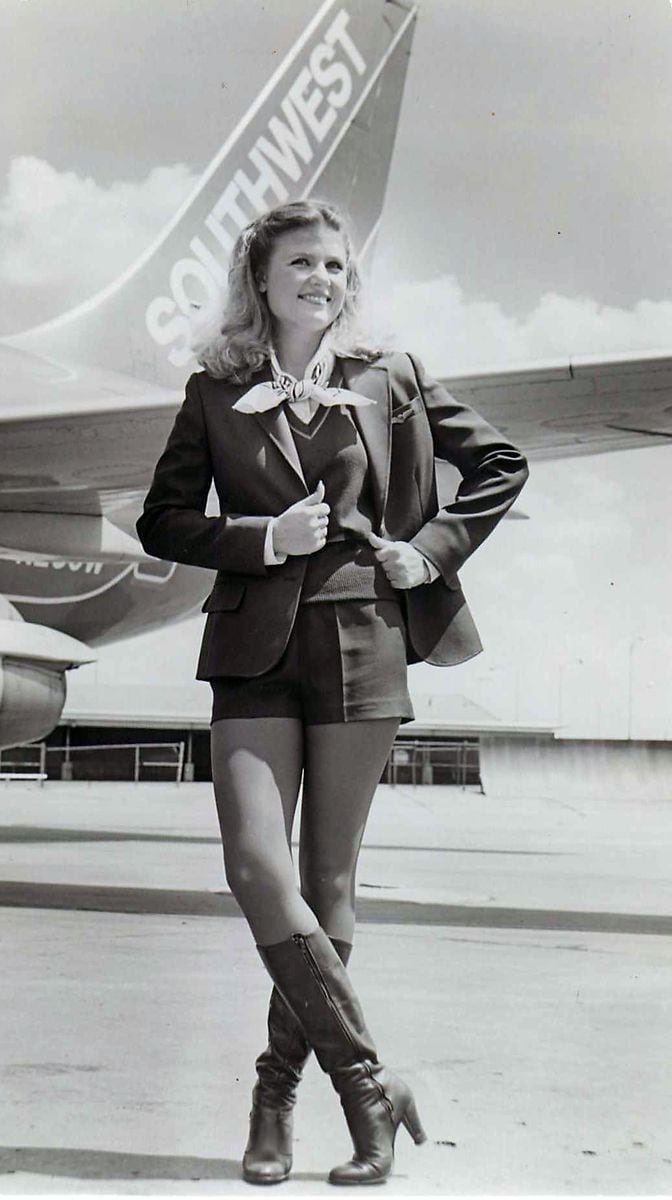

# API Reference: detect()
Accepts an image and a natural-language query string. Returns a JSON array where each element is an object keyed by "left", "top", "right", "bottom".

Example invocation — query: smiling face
[{"left": 258, "top": 221, "right": 348, "bottom": 346}]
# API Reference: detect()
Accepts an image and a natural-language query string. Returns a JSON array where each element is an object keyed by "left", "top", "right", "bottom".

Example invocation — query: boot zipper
[
  {"left": 363, "top": 1061, "right": 394, "bottom": 1120},
  {"left": 292, "top": 935, "right": 394, "bottom": 1124},
  {"left": 292, "top": 934, "right": 361, "bottom": 1059}
]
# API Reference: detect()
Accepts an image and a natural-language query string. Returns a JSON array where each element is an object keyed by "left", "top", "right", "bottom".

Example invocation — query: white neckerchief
[
  {"left": 232, "top": 343, "right": 375, "bottom": 422},
  {"left": 268, "top": 344, "right": 335, "bottom": 422}
]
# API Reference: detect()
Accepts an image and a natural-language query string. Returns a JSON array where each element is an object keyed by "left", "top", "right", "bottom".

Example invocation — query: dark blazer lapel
[
  {"left": 340, "top": 358, "right": 391, "bottom": 532},
  {"left": 233, "top": 366, "right": 307, "bottom": 493},
  {"left": 253, "top": 406, "right": 307, "bottom": 493}
]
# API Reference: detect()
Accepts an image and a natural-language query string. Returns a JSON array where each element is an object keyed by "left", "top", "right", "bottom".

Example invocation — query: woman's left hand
[{"left": 367, "top": 532, "right": 429, "bottom": 589}]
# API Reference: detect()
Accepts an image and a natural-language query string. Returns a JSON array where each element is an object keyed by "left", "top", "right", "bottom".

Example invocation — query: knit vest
[{"left": 286, "top": 405, "right": 395, "bottom": 603}]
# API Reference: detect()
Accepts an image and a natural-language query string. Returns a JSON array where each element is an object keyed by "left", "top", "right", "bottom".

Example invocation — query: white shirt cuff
[
  {"left": 421, "top": 555, "right": 440, "bottom": 584},
  {"left": 264, "top": 518, "right": 287, "bottom": 566}
]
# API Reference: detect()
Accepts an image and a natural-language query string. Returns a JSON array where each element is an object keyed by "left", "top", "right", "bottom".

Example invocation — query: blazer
[{"left": 137, "top": 351, "right": 529, "bottom": 679}]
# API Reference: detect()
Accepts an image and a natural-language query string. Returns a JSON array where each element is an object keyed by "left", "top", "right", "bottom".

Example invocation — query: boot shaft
[
  {"left": 257, "top": 930, "right": 377, "bottom": 1075},
  {"left": 255, "top": 937, "right": 352, "bottom": 1099}
]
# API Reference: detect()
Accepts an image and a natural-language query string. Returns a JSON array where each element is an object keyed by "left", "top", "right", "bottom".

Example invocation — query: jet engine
[{"left": 0, "top": 598, "right": 95, "bottom": 751}]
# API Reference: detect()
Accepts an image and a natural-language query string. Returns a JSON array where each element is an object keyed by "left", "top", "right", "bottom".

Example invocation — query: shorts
[{"left": 210, "top": 599, "right": 414, "bottom": 725}]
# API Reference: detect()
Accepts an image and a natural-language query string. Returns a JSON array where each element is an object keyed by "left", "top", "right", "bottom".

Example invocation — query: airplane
[{"left": 1, "top": 0, "right": 670, "bottom": 751}]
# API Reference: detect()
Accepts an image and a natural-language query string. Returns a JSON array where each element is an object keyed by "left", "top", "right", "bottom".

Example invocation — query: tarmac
[{"left": 1, "top": 779, "right": 671, "bottom": 1196}]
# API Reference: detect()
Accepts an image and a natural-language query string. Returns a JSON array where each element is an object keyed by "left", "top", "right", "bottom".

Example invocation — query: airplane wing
[
  {"left": 0, "top": 343, "right": 181, "bottom": 503},
  {"left": 0, "top": 342, "right": 181, "bottom": 557},
  {"left": 442, "top": 349, "right": 672, "bottom": 461},
  {"left": 3, "top": 344, "right": 670, "bottom": 527},
  {"left": 2, "top": 334, "right": 669, "bottom": 752},
  {"left": 3, "top": 340, "right": 670, "bottom": 556}
]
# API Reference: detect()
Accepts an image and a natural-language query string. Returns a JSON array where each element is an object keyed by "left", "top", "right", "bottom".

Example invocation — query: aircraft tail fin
[{"left": 7, "top": 1, "right": 418, "bottom": 388}]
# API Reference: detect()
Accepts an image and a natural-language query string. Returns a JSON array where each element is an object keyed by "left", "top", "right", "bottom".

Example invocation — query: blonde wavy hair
[{"left": 195, "top": 200, "right": 379, "bottom": 382}]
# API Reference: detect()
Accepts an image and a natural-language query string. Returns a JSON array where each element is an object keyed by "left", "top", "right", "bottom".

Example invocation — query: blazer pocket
[
  {"left": 391, "top": 395, "right": 424, "bottom": 425},
  {"left": 201, "top": 579, "right": 247, "bottom": 612}
]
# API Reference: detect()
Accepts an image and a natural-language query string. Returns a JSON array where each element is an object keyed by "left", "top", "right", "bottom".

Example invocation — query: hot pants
[{"left": 210, "top": 598, "right": 414, "bottom": 725}]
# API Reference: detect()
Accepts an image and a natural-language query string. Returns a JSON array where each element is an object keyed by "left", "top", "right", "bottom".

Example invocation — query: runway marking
[{"left": 1, "top": 879, "right": 670, "bottom": 936}]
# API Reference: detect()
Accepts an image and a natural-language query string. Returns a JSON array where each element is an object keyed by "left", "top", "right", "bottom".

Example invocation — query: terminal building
[
  {"left": 0, "top": 684, "right": 555, "bottom": 790},
  {"left": 2, "top": 659, "right": 670, "bottom": 803}
]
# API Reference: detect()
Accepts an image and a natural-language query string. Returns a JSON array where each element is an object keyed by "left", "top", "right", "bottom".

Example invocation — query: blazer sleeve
[
  {"left": 136, "top": 373, "right": 270, "bottom": 574},
  {"left": 407, "top": 353, "right": 529, "bottom": 580}
]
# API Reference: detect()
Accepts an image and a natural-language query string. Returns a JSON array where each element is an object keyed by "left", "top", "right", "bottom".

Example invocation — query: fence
[
  {"left": 1, "top": 737, "right": 480, "bottom": 787},
  {"left": 0, "top": 742, "right": 185, "bottom": 784},
  {"left": 0, "top": 742, "right": 47, "bottom": 783},
  {"left": 383, "top": 739, "right": 480, "bottom": 788}
]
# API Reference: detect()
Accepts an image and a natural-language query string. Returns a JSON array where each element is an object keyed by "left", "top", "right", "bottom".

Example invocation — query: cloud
[
  {"left": 2, "top": 156, "right": 671, "bottom": 369},
  {"left": 368, "top": 276, "right": 672, "bottom": 375},
  {"left": 0, "top": 156, "right": 199, "bottom": 331}
]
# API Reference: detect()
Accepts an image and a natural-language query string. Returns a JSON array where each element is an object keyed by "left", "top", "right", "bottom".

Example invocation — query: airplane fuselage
[{"left": 0, "top": 555, "right": 210, "bottom": 646}]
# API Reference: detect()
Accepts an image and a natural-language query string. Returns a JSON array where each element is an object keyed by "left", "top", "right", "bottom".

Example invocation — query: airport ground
[{"left": 0, "top": 779, "right": 671, "bottom": 1196}]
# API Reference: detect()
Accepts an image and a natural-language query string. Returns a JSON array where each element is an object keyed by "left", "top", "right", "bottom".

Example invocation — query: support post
[
  {"left": 61, "top": 726, "right": 73, "bottom": 781},
  {"left": 182, "top": 730, "right": 195, "bottom": 782},
  {"left": 176, "top": 740, "right": 185, "bottom": 785}
]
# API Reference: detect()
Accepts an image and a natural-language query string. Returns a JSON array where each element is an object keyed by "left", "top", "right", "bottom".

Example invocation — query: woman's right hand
[{"left": 272, "top": 481, "right": 330, "bottom": 556}]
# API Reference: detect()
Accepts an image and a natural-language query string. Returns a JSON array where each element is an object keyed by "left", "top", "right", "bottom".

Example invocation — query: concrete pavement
[{"left": 1, "top": 781, "right": 671, "bottom": 1194}]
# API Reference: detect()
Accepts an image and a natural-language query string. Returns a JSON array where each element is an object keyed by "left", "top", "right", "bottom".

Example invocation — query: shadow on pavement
[
  {"left": 0, "top": 1145, "right": 326, "bottom": 1185},
  {"left": 0, "top": 1146, "right": 240, "bottom": 1182},
  {"left": 1, "top": 879, "right": 671, "bottom": 935},
  {"left": 0, "top": 825, "right": 219, "bottom": 846},
  {"left": 0, "top": 825, "right": 566, "bottom": 855}
]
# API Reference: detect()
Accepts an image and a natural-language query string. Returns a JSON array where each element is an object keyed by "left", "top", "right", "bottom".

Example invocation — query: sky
[{"left": 3, "top": 0, "right": 672, "bottom": 738}]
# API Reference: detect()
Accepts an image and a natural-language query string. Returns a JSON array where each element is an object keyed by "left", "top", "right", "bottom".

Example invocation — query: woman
[{"left": 137, "top": 200, "right": 528, "bottom": 1186}]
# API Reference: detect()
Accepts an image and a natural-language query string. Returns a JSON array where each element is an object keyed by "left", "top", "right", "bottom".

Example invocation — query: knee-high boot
[
  {"left": 243, "top": 938, "right": 352, "bottom": 1184},
  {"left": 258, "top": 928, "right": 426, "bottom": 1186}
]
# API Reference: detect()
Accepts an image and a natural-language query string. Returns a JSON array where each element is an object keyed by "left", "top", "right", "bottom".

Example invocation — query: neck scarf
[{"left": 232, "top": 344, "right": 375, "bottom": 416}]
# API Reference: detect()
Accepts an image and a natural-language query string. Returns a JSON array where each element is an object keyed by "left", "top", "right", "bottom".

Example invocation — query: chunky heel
[
  {"left": 401, "top": 1097, "right": 427, "bottom": 1145},
  {"left": 329, "top": 1066, "right": 425, "bottom": 1184}
]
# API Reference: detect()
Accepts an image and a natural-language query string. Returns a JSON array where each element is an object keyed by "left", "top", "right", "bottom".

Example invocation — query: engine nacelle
[
  {"left": 0, "top": 601, "right": 95, "bottom": 751},
  {"left": 0, "top": 659, "right": 66, "bottom": 750}
]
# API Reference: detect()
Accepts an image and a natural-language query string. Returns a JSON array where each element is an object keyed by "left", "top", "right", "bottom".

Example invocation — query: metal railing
[
  {"left": 49, "top": 742, "right": 186, "bottom": 784},
  {"left": 1, "top": 736, "right": 480, "bottom": 788},
  {"left": 384, "top": 739, "right": 480, "bottom": 788},
  {"left": 0, "top": 741, "right": 185, "bottom": 784},
  {"left": 0, "top": 741, "right": 47, "bottom": 783}
]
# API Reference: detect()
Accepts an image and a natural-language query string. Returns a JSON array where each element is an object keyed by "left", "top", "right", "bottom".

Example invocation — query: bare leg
[
  {"left": 210, "top": 717, "right": 318, "bottom": 946},
  {"left": 299, "top": 718, "right": 399, "bottom": 943}
]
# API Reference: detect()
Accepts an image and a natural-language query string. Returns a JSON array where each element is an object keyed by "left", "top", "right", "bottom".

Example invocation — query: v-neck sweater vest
[{"left": 286, "top": 405, "right": 396, "bottom": 604}]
